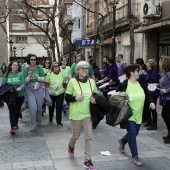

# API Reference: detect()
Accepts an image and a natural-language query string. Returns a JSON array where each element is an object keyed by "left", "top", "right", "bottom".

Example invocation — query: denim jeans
[{"left": 121, "top": 121, "right": 141, "bottom": 157}]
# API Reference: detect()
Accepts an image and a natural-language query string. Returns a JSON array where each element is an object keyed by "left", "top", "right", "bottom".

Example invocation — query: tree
[
  {"left": 0, "top": 0, "right": 10, "bottom": 35},
  {"left": 8, "top": 0, "right": 61, "bottom": 62}
]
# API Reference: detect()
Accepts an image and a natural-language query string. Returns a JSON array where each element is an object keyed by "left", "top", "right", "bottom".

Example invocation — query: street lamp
[
  {"left": 109, "top": 0, "right": 118, "bottom": 61},
  {"left": 13, "top": 46, "right": 16, "bottom": 60},
  {"left": 67, "top": 20, "right": 74, "bottom": 66},
  {"left": 9, "top": 40, "right": 13, "bottom": 58}
]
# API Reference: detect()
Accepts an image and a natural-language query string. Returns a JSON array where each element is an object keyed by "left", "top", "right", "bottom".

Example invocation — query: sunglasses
[{"left": 30, "top": 58, "right": 36, "bottom": 61}]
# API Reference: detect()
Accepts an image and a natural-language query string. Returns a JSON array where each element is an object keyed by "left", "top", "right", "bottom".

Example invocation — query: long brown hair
[{"left": 4, "top": 60, "right": 19, "bottom": 77}]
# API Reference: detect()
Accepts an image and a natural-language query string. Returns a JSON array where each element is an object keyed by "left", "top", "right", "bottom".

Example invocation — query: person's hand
[
  {"left": 109, "top": 79, "right": 113, "bottom": 83},
  {"left": 149, "top": 103, "right": 155, "bottom": 110},
  {"left": 28, "top": 71, "right": 32, "bottom": 77},
  {"left": 47, "top": 89, "right": 52, "bottom": 95},
  {"left": 75, "top": 95, "right": 84, "bottom": 101},
  {"left": 16, "top": 87, "right": 21, "bottom": 91},
  {"left": 10, "top": 89, "right": 13, "bottom": 92},
  {"left": 160, "top": 89, "right": 166, "bottom": 93},
  {"left": 34, "top": 74, "right": 39, "bottom": 79},
  {"left": 91, "top": 97, "right": 96, "bottom": 104},
  {"left": 104, "top": 77, "right": 108, "bottom": 81}
]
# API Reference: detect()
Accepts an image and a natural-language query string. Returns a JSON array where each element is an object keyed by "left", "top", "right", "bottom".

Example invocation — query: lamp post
[
  {"left": 51, "top": 33, "right": 56, "bottom": 62},
  {"left": 110, "top": 0, "right": 118, "bottom": 61},
  {"left": 9, "top": 40, "right": 13, "bottom": 59},
  {"left": 13, "top": 46, "right": 16, "bottom": 60},
  {"left": 67, "top": 21, "right": 74, "bottom": 66}
]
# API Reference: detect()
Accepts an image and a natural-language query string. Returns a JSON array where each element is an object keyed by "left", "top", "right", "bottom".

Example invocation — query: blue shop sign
[{"left": 74, "top": 39, "right": 100, "bottom": 48}]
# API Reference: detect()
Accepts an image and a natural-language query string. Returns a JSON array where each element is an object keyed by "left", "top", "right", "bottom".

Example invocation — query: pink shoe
[
  {"left": 10, "top": 128, "right": 15, "bottom": 135},
  {"left": 14, "top": 125, "right": 19, "bottom": 129},
  {"left": 68, "top": 145, "right": 74, "bottom": 157},
  {"left": 83, "top": 160, "right": 96, "bottom": 170}
]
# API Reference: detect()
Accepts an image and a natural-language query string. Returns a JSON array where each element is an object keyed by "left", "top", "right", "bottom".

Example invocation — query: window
[
  {"left": 29, "top": 21, "right": 47, "bottom": 28},
  {"left": 67, "top": 5, "right": 72, "bottom": 15},
  {"left": 74, "top": 18, "right": 81, "bottom": 30},
  {"left": 13, "top": 10, "right": 24, "bottom": 16},
  {"left": 12, "top": 23, "right": 26, "bottom": 30},
  {"left": 16, "top": 36, "right": 28, "bottom": 43}
]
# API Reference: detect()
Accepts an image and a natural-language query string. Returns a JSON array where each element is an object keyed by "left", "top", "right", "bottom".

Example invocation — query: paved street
[{"left": 0, "top": 78, "right": 170, "bottom": 170}]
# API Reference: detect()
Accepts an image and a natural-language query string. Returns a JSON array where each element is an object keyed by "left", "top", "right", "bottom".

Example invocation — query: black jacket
[
  {"left": 116, "top": 79, "right": 153, "bottom": 104},
  {"left": 90, "top": 93, "right": 109, "bottom": 129},
  {"left": 116, "top": 79, "right": 153, "bottom": 128},
  {"left": 0, "top": 84, "right": 17, "bottom": 108}
]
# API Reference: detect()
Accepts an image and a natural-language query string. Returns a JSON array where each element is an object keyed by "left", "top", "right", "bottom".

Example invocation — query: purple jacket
[
  {"left": 108, "top": 63, "right": 118, "bottom": 81},
  {"left": 118, "top": 62, "right": 127, "bottom": 77},
  {"left": 94, "top": 66, "right": 102, "bottom": 80},
  {"left": 159, "top": 72, "right": 170, "bottom": 106},
  {"left": 146, "top": 68, "right": 159, "bottom": 97},
  {"left": 103, "top": 64, "right": 109, "bottom": 78}
]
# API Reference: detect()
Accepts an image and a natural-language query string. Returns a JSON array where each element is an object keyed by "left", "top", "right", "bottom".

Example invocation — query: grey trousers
[
  {"left": 25, "top": 87, "right": 45, "bottom": 128},
  {"left": 69, "top": 117, "right": 92, "bottom": 162}
]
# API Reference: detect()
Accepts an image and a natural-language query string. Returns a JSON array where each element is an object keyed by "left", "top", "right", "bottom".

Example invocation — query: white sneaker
[{"left": 30, "top": 127, "right": 36, "bottom": 132}]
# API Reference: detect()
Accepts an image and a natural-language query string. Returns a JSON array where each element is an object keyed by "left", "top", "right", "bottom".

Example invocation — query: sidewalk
[{"left": 0, "top": 103, "right": 170, "bottom": 170}]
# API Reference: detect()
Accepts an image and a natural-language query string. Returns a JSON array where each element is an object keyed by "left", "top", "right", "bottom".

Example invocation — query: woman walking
[
  {"left": 42, "top": 58, "right": 51, "bottom": 76},
  {"left": 159, "top": 56, "right": 170, "bottom": 144},
  {"left": 23, "top": 54, "right": 45, "bottom": 132},
  {"left": 145, "top": 59, "right": 159, "bottom": 130},
  {"left": 60, "top": 57, "right": 70, "bottom": 116},
  {"left": 2, "top": 61, "right": 24, "bottom": 135},
  {"left": 117, "top": 64, "right": 155, "bottom": 166},
  {"left": 65, "top": 61, "right": 98, "bottom": 170},
  {"left": 45, "top": 62, "right": 65, "bottom": 125}
]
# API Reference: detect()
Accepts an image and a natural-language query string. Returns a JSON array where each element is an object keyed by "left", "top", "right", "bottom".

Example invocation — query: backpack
[{"left": 106, "top": 92, "right": 132, "bottom": 128}]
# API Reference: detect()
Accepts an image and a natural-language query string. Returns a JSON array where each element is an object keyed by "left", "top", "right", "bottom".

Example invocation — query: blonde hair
[
  {"left": 160, "top": 56, "right": 170, "bottom": 72},
  {"left": 147, "top": 59, "right": 157, "bottom": 68}
]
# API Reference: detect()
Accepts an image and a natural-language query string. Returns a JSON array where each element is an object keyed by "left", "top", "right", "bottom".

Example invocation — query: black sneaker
[
  {"left": 144, "top": 121, "right": 152, "bottom": 127},
  {"left": 147, "top": 124, "right": 157, "bottom": 130},
  {"left": 164, "top": 138, "right": 170, "bottom": 144},
  {"left": 162, "top": 134, "right": 170, "bottom": 140},
  {"left": 57, "top": 123, "right": 63, "bottom": 126}
]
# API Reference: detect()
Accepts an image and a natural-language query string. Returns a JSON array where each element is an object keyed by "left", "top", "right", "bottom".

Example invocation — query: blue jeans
[{"left": 121, "top": 121, "right": 141, "bottom": 157}]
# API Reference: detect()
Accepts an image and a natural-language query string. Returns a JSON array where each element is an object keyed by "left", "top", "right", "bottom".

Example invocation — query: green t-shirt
[
  {"left": 60, "top": 66, "right": 70, "bottom": 83},
  {"left": 2, "top": 72, "right": 24, "bottom": 97},
  {"left": 126, "top": 80, "right": 145, "bottom": 124},
  {"left": 45, "top": 72, "right": 65, "bottom": 96},
  {"left": 69, "top": 63, "right": 94, "bottom": 78},
  {"left": 43, "top": 68, "right": 50, "bottom": 75},
  {"left": 23, "top": 65, "right": 45, "bottom": 82},
  {"left": 66, "top": 78, "right": 98, "bottom": 120}
]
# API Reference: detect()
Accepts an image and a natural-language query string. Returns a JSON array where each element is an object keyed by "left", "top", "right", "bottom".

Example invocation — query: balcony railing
[{"left": 86, "top": 3, "right": 129, "bottom": 36}]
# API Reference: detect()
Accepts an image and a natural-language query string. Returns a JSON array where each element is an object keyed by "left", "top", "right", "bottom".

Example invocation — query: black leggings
[
  {"left": 8, "top": 96, "right": 24, "bottom": 128},
  {"left": 49, "top": 93, "right": 64, "bottom": 124},
  {"left": 147, "top": 96, "right": 158, "bottom": 124},
  {"left": 161, "top": 100, "right": 170, "bottom": 133}
]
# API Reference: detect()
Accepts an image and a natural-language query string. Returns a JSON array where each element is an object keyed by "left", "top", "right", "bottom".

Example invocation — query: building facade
[{"left": 9, "top": 0, "right": 51, "bottom": 63}]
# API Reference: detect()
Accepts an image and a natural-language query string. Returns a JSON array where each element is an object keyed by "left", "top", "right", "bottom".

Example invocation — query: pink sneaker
[
  {"left": 14, "top": 125, "right": 19, "bottom": 129},
  {"left": 10, "top": 128, "right": 15, "bottom": 135},
  {"left": 68, "top": 145, "right": 74, "bottom": 157},
  {"left": 84, "top": 160, "right": 96, "bottom": 170}
]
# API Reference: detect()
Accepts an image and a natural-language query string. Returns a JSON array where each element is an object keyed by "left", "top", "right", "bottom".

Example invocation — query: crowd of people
[{"left": 0, "top": 53, "right": 170, "bottom": 170}]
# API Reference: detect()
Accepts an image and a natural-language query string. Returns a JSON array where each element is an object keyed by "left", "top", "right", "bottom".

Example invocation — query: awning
[{"left": 134, "top": 21, "right": 170, "bottom": 33}]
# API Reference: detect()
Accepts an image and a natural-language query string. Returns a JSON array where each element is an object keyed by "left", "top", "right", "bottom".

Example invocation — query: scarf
[{"left": 76, "top": 75, "right": 88, "bottom": 83}]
